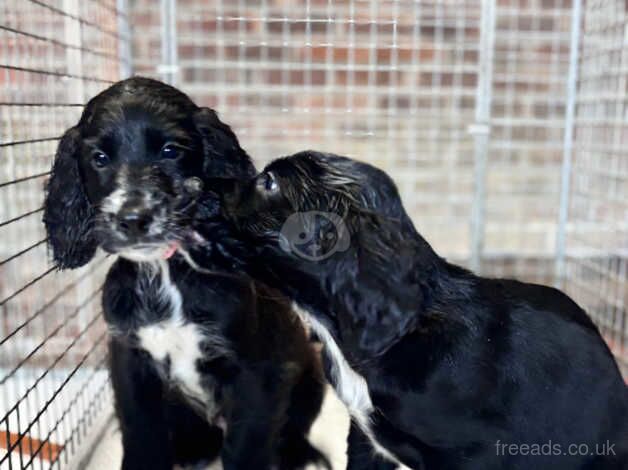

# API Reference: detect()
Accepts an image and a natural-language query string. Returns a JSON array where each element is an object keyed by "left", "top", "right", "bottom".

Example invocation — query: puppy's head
[
  {"left": 222, "top": 151, "right": 406, "bottom": 255},
  {"left": 44, "top": 76, "right": 254, "bottom": 268},
  {"left": 214, "top": 151, "right": 430, "bottom": 357}
]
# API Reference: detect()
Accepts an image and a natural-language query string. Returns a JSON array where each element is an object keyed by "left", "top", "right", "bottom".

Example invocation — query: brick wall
[{"left": 129, "top": 0, "right": 573, "bottom": 281}]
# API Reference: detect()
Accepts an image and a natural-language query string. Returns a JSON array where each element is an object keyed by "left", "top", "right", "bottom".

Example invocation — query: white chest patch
[
  {"left": 292, "top": 303, "right": 401, "bottom": 466},
  {"left": 135, "top": 262, "right": 216, "bottom": 417},
  {"left": 138, "top": 318, "right": 207, "bottom": 403}
]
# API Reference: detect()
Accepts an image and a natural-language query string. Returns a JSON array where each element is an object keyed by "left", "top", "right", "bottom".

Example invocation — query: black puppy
[
  {"left": 193, "top": 151, "right": 628, "bottom": 469},
  {"left": 43, "top": 78, "right": 329, "bottom": 470}
]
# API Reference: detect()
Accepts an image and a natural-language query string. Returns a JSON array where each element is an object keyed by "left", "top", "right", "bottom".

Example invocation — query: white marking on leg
[{"left": 292, "top": 303, "right": 401, "bottom": 465}]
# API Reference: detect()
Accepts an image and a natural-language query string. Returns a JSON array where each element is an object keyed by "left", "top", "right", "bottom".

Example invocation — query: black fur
[
  {"left": 43, "top": 127, "right": 98, "bottom": 268},
  {"left": 194, "top": 151, "right": 628, "bottom": 469},
  {"left": 43, "top": 79, "right": 328, "bottom": 470}
]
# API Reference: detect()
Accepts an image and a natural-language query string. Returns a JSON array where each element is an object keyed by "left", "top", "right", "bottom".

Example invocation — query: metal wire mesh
[
  {"left": 482, "top": 0, "right": 573, "bottom": 284},
  {"left": 0, "top": 0, "right": 626, "bottom": 468},
  {"left": 132, "top": 0, "right": 576, "bottom": 277},
  {"left": 0, "top": 0, "right": 130, "bottom": 467},
  {"left": 562, "top": 0, "right": 627, "bottom": 377},
  {"left": 132, "top": 0, "right": 482, "bottom": 259},
  {"left": 128, "top": 0, "right": 627, "bottom": 375}
]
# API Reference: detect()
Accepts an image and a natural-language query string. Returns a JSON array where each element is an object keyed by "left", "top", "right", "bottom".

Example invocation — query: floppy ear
[
  {"left": 43, "top": 127, "right": 98, "bottom": 269},
  {"left": 193, "top": 107, "right": 256, "bottom": 180},
  {"left": 344, "top": 215, "right": 428, "bottom": 357}
]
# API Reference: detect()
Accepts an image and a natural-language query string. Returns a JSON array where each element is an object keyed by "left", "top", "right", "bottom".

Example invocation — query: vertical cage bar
[
  {"left": 555, "top": 0, "right": 582, "bottom": 289},
  {"left": 63, "top": 0, "right": 85, "bottom": 104},
  {"left": 159, "top": 0, "right": 178, "bottom": 85},
  {"left": 117, "top": 0, "right": 133, "bottom": 79},
  {"left": 469, "top": 0, "right": 496, "bottom": 272},
  {"left": 561, "top": 0, "right": 628, "bottom": 378}
]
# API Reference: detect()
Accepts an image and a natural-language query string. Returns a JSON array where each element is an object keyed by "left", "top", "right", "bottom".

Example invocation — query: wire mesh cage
[
  {"left": 132, "top": 0, "right": 581, "bottom": 283},
  {"left": 0, "top": 1, "right": 130, "bottom": 467},
  {"left": 562, "top": 0, "right": 627, "bottom": 379},
  {"left": 0, "top": 0, "right": 626, "bottom": 468}
]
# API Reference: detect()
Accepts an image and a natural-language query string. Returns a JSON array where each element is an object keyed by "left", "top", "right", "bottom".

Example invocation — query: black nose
[{"left": 117, "top": 210, "right": 151, "bottom": 237}]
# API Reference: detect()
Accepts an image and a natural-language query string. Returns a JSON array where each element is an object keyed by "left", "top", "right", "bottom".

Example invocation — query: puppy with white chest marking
[
  {"left": 190, "top": 151, "right": 628, "bottom": 470},
  {"left": 43, "top": 78, "right": 330, "bottom": 470}
]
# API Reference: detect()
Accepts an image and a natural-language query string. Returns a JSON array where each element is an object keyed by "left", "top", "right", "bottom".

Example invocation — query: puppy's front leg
[
  {"left": 109, "top": 337, "right": 174, "bottom": 470},
  {"left": 220, "top": 369, "right": 279, "bottom": 470},
  {"left": 221, "top": 419, "right": 274, "bottom": 470}
]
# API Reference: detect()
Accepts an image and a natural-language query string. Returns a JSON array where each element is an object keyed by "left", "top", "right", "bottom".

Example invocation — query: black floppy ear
[
  {"left": 194, "top": 107, "right": 256, "bottom": 180},
  {"left": 345, "top": 216, "right": 426, "bottom": 357},
  {"left": 43, "top": 127, "right": 98, "bottom": 269}
]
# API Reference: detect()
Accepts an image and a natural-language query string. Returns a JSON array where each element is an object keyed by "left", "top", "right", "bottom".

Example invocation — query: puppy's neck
[{"left": 270, "top": 234, "right": 452, "bottom": 360}]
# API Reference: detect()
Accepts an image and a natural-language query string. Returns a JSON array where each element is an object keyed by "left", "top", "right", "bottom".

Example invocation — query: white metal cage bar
[{"left": 481, "top": 0, "right": 573, "bottom": 284}]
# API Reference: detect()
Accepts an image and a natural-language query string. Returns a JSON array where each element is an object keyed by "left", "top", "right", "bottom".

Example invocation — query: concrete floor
[{"left": 84, "top": 386, "right": 407, "bottom": 470}]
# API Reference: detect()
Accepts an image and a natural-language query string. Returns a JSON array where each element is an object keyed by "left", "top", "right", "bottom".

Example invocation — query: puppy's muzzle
[
  {"left": 118, "top": 177, "right": 203, "bottom": 239},
  {"left": 116, "top": 206, "right": 151, "bottom": 238}
]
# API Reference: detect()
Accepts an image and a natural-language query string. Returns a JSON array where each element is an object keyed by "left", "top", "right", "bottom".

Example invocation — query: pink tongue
[{"left": 162, "top": 242, "right": 179, "bottom": 260}]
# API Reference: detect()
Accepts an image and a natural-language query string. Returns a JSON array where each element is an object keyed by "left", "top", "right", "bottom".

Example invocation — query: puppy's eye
[
  {"left": 259, "top": 171, "right": 279, "bottom": 193},
  {"left": 92, "top": 151, "right": 110, "bottom": 169},
  {"left": 161, "top": 144, "right": 183, "bottom": 160}
]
